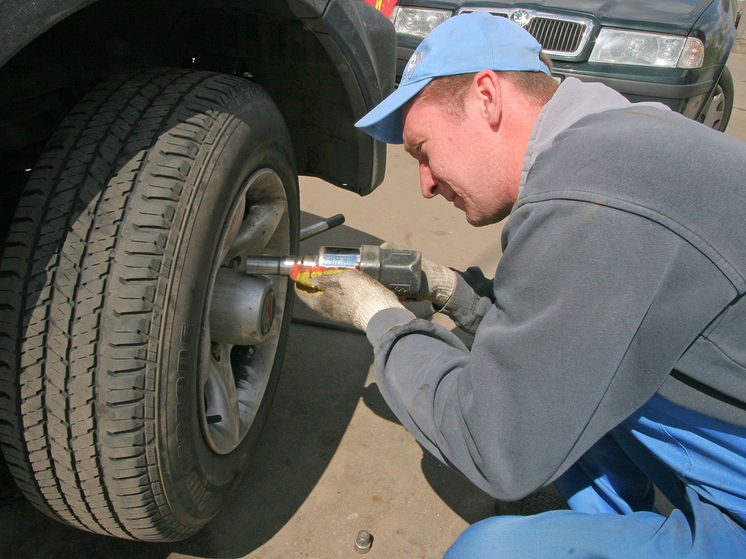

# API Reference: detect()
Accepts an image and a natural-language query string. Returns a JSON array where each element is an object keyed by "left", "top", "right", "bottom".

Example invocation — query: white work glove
[
  {"left": 380, "top": 242, "right": 456, "bottom": 307},
  {"left": 291, "top": 266, "right": 404, "bottom": 331}
]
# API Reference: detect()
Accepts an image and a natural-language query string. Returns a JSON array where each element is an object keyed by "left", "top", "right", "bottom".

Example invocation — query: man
[{"left": 293, "top": 12, "right": 746, "bottom": 558}]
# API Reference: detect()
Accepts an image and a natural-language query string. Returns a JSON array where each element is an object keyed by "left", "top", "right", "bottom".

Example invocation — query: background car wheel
[
  {"left": 0, "top": 68, "right": 299, "bottom": 541},
  {"left": 700, "top": 66, "right": 734, "bottom": 132}
]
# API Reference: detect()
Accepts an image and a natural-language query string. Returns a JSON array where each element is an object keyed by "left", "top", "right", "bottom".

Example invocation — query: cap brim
[{"left": 355, "top": 77, "right": 433, "bottom": 144}]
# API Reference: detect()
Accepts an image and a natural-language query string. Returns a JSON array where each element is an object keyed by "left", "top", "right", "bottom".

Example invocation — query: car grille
[
  {"left": 525, "top": 17, "right": 585, "bottom": 54},
  {"left": 457, "top": 8, "right": 594, "bottom": 59}
]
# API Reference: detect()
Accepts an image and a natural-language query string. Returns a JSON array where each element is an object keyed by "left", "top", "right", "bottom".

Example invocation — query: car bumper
[{"left": 550, "top": 65, "right": 715, "bottom": 119}]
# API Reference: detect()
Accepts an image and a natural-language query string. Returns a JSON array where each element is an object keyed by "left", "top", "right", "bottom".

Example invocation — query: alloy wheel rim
[
  {"left": 199, "top": 168, "right": 290, "bottom": 455},
  {"left": 702, "top": 84, "right": 725, "bottom": 130}
]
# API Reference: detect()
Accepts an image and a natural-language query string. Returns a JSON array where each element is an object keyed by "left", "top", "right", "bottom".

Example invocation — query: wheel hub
[{"left": 210, "top": 268, "right": 278, "bottom": 346}]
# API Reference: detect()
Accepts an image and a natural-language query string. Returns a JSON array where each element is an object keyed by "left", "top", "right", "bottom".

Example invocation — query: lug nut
[{"left": 354, "top": 530, "right": 373, "bottom": 554}]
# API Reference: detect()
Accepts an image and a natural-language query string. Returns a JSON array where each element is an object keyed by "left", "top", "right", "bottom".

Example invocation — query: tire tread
[{"left": 0, "top": 68, "right": 272, "bottom": 540}]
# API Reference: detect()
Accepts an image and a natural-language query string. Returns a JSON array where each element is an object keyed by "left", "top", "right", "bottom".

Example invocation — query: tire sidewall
[{"left": 716, "top": 66, "right": 734, "bottom": 132}]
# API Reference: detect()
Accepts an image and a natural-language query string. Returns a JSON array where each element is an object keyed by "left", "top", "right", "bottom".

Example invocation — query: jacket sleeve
[{"left": 367, "top": 200, "right": 736, "bottom": 500}]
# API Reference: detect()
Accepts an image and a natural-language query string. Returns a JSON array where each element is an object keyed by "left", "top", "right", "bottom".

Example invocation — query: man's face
[{"left": 402, "top": 90, "right": 517, "bottom": 226}]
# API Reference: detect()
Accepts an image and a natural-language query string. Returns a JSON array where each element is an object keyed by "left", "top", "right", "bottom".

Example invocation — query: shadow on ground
[
  {"left": 0, "top": 314, "right": 376, "bottom": 559},
  {"left": 0, "top": 212, "right": 492, "bottom": 558},
  {"left": 362, "top": 381, "right": 494, "bottom": 526}
]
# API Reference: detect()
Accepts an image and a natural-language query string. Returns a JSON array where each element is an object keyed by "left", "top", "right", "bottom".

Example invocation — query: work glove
[
  {"left": 292, "top": 266, "right": 404, "bottom": 331},
  {"left": 457, "top": 266, "right": 496, "bottom": 303},
  {"left": 380, "top": 242, "right": 456, "bottom": 307}
]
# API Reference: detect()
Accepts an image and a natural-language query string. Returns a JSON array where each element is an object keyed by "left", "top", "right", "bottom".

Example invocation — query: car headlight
[
  {"left": 391, "top": 7, "right": 451, "bottom": 38},
  {"left": 590, "top": 28, "right": 704, "bottom": 68}
]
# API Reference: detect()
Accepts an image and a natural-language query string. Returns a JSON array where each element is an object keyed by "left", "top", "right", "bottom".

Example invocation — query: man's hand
[
  {"left": 292, "top": 266, "right": 404, "bottom": 331},
  {"left": 420, "top": 257, "right": 457, "bottom": 307},
  {"left": 381, "top": 242, "right": 456, "bottom": 307}
]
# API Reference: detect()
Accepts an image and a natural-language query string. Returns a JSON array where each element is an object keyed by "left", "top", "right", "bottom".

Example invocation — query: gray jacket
[{"left": 366, "top": 78, "right": 746, "bottom": 500}]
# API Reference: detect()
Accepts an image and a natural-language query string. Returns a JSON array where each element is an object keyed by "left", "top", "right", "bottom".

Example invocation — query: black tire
[
  {"left": 0, "top": 68, "right": 299, "bottom": 541},
  {"left": 700, "top": 66, "right": 734, "bottom": 132}
]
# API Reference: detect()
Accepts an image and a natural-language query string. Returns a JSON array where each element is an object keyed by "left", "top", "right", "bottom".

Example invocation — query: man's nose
[{"left": 420, "top": 164, "right": 438, "bottom": 199}]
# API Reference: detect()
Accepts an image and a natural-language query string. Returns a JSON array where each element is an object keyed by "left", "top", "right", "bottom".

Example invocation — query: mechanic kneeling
[{"left": 293, "top": 13, "right": 746, "bottom": 559}]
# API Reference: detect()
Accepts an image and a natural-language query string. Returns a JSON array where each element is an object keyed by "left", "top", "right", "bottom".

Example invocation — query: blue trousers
[{"left": 444, "top": 394, "right": 746, "bottom": 558}]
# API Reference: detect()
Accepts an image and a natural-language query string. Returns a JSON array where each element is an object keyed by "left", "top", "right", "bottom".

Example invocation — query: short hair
[{"left": 415, "top": 52, "right": 557, "bottom": 120}]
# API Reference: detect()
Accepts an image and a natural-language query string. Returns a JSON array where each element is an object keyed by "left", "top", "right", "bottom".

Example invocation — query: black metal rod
[{"left": 299, "top": 214, "right": 346, "bottom": 242}]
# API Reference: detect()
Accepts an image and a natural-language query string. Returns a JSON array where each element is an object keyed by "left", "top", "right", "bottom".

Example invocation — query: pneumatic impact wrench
[{"left": 245, "top": 214, "right": 425, "bottom": 301}]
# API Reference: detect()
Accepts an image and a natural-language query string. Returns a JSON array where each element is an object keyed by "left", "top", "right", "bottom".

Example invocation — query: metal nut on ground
[{"left": 354, "top": 530, "right": 373, "bottom": 554}]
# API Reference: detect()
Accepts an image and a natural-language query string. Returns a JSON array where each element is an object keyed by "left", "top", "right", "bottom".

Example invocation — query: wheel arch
[{"left": 0, "top": 0, "right": 395, "bottom": 211}]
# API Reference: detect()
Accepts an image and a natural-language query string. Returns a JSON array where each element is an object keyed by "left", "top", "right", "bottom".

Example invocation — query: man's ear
[{"left": 472, "top": 70, "right": 502, "bottom": 126}]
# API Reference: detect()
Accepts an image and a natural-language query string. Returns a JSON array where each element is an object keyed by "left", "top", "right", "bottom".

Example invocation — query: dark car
[
  {"left": 0, "top": 0, "right": 394, "bottom": 543},
  {"left": 391, "top": 0, "right": 740, "bottom": 131}
]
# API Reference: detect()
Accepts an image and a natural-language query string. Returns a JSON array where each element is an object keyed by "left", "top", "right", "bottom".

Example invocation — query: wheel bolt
[{"left": 354, "top": 530, "right": 372, "bottom": 554}]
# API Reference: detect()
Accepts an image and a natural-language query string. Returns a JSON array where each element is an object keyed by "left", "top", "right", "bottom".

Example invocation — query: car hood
[{"left": 460, "top": 0, "right": 715, "bottom": 34}]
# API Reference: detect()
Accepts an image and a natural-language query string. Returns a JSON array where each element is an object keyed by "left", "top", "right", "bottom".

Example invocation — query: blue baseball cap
[{"left": 355, "top": 12, "right": 550, "bottom": 144}]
